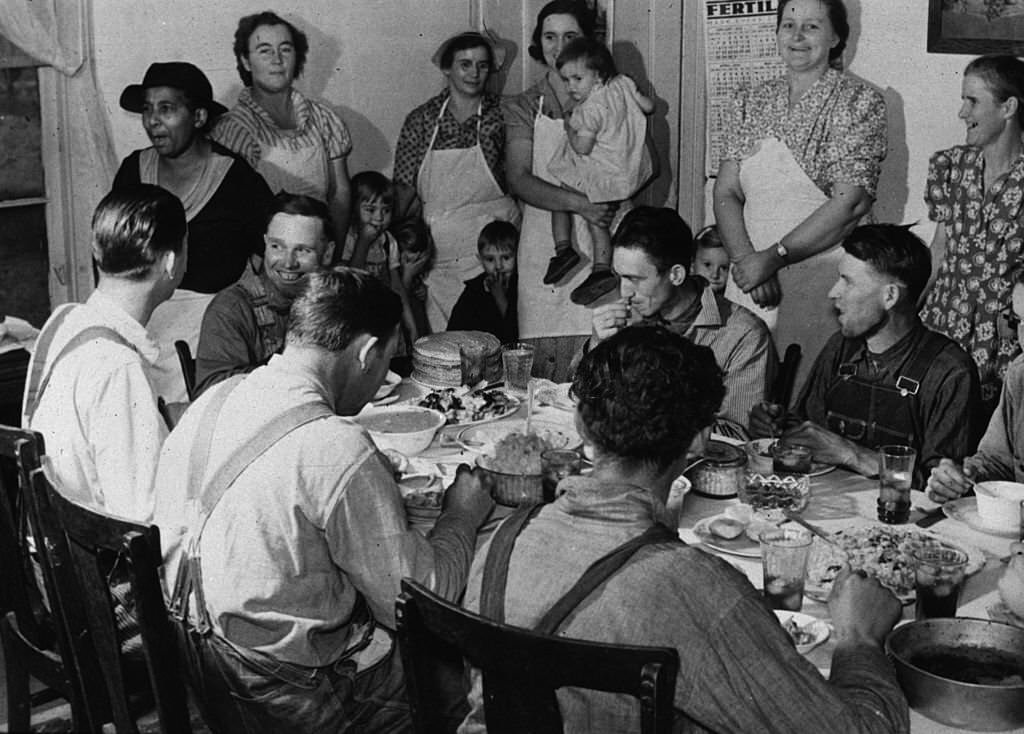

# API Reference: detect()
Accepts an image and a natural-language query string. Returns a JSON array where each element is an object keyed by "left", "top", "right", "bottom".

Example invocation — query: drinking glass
[
  {"left": 771, "top": 442, "right": 813, "bottom": 475},
  {"left": 913, "top": 546, "right": 968, "bottom": 619},
  {"left": 541, "top": 448, "right": 582, "bottom": 501},
  {"left": 759, "top": 528, "right": 812, "bottom": 611},
  {"left": 501, "top": 342, "right": 535, "bottom": 395},
  {"left": 878, "top": 445, "right": 916, "bottom": 524}
]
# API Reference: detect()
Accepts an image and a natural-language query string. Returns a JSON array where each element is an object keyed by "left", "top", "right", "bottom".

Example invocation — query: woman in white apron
[
  {"left": 213, "top": 11, "right": 354, "bottom": 242},
  {"left": 713, "top": 0, "right": 887, "bottom": 391},
  {"left": 394, "top": 31, "right": 520, "bottom": 332},
  {"left": 503, "top": 1, "right": 619, "bottom": 381}
]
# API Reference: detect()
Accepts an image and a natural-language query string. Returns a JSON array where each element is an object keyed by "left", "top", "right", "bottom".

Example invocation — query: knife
[{"left": 781, "top": 509, "right": 836, "bottom": 546}]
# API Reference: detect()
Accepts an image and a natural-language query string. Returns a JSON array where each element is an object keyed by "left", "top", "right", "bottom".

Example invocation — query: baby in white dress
[{"left": 545, "top": 37, "right": 655, "bottom": 306}]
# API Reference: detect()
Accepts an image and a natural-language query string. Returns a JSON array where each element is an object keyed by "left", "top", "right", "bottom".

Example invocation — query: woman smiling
[{"left": 920, "top": 55, "right": 1024, "bottom": 421}]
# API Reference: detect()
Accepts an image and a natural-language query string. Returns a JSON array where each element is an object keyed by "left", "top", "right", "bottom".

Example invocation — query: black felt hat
[{"left": 119, "top": 62, "right": 227, "bottom": 116}]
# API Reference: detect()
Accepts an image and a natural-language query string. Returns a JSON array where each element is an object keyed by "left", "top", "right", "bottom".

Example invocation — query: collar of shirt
[
  {"left": 644, "top": 280, "right": 719, "bottom": 336},
  {"left": 554, "top": 475, "right": 668, "bottom": 528},
  {"left": 843, "top": 319, "right": 925, "bottom": 379},
  {"left": 260, "top": 351, "right": 339, "bottom": 409},
  {"left": 239, "top": 87, "right": 311, "bottom": 133},
  {"left": 86, "top": 290, "right": 161, "bottom": 365}
]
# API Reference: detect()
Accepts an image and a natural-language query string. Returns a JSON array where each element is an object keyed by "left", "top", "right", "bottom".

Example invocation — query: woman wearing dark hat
[
  {"left": 113, "top": 61, "right": 274, "bottom": 402},
  {"left": 393, "top": 30, "right": 520, "bottom": 332}
]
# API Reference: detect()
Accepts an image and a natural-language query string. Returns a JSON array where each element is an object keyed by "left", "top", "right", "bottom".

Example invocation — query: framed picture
[{"left": 928, "top": 0, "right": 1024, "bottom": 55}]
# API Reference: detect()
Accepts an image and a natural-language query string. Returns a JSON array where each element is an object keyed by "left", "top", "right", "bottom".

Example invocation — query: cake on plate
[{"left": 411, "top": 331, "right": 501, "bottom": 388}]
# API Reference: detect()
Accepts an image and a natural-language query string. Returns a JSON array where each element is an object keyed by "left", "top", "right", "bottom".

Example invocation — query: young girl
[
  {"left": 693, "top": 224, "right": 733, "bottom": 318},
  {"left": 545, "top": 37, "right": 655, "bottom": 306},
  {"left": 392, "top": 216, "right": 433, "bottom": 337},
  {"left": 341, "top": 171, "right": 420, "bottom": 347}
]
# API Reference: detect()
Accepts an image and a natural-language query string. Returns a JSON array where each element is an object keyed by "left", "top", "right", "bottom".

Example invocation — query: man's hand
[
  {"left": 591, "top": 297, "right": 631, "bottom": 344},
  {"left": 748, "top": 277, "right": 782, "bottom": 308},
  {"left": 442, "top": 463, "right": 494, "bottom": 528},
  {"left": 782, "top": 421, "right": 866, "bottom": 472},
  {"left": 926, "top": 458, "right": 976, "bottom": 504},
  {"left": 749, "top": 401, "right": 785, "bottom": 438},
  {"left": 828, "top": 568, "right": 901, "bottom": 648}
]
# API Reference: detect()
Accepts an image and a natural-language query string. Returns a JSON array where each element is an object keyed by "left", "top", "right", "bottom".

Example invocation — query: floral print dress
[{"left": 922, "top": 145, "right": 1024, "bottom": 411}]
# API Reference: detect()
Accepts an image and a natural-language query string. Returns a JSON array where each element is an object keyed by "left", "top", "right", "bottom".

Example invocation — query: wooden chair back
[
  {"left": 174, "top": 340, "right": 197, "bottom": 402},
  {"left": 396, "top": 579, "right": 679, "bottom": 734},
  {"left": 29, "top": 467, "right": 192, "bottom": 733},
  {"left": 0, "top": 425, "right": 80, "bottom": 730}
]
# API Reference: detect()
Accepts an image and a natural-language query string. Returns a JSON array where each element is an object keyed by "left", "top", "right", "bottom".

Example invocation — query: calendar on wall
[{"left": 704, "top": 1, "right": 786, "bottom": 177}]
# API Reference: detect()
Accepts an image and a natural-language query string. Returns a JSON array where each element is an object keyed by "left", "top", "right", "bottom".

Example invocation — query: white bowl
[
  {"left": 355, "top": 406, "right": 446, "bottom": 456},
  {"left": 975, "top": 481, "right": 1024, "bottom": 534}
]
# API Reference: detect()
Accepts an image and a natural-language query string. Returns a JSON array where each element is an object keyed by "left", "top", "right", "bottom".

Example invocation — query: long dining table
[{"left": 389, "top": 381, "right": 1024, "bottom": 733}]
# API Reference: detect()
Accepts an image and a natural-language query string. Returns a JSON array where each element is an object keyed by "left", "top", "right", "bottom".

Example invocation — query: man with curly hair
[{"left": 458, "top": 325, "right": 908, "bottom": 733}]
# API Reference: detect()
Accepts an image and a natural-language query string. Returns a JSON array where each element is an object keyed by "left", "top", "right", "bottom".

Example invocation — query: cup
[
  {"left": 541, "top": 448, "right": 582, "bottom": 501},
  {"left": 913, "top": 546, "right": 968, "bottom": 620},
  {"left": 771, "top": 442, "right": 813, "bottom": 475},
  {"left": 759, "top": 528, "right": 812, "bottom": 611},
  {"left": 501, "top": 342, "right": 535, "bottom": 395},
  {"left": 877, "top": 445, "right": 916, "bottom": 524},
  {"left": 459, "top": 343, "right": 487, "bottom": 387}
]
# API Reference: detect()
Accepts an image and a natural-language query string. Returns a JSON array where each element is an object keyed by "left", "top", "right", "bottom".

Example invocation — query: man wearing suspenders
[
  {"left": 23, "top": 185, "right": 186, "bottom": 522},
  {"left": 752, "top": 224, "right": 980, "bottom": 484},
  {"left": 459, "top": 326, "right": 908, "bottom": 731},
  {"left": 194, "top": 193, "right": 335, "bottom": 396}
]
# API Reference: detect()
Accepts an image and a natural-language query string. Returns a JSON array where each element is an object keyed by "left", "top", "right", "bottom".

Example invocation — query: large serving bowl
[
  {"left": 885, "top": 617, "right": 1024, "bottom": 731},
  {"left": 355, "top": 405, "right": 446, "bottom": 456},
  {"left": 475, "top": 455, "right": 542, "bottom": 507},
  {"left": 974, "top": 481, "right": 1024, "bottom": 534}
]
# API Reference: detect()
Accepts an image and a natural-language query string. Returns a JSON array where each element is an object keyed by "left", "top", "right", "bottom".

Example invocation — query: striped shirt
[{"left": 212, "top": 87, "right": 352, "bottom": 199}]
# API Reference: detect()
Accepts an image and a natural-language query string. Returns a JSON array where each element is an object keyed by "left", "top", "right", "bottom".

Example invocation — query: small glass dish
[{"left": 740, "top": 472, "right": 811, "bottom": 513}]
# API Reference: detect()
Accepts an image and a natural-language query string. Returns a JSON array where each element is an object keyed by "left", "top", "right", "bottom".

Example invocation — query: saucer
[{"left": 943, "top": 497, "right": 1020, "bottom": 538}]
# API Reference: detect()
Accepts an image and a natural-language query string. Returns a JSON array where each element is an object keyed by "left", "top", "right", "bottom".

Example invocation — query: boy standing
[{"left": 448, "top": 221, "right": 519, "bottom": 343}]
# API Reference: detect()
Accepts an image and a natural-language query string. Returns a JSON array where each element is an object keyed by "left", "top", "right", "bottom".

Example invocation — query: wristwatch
[{"left": 774, "top": 241, "right": 789, "bottom": 262}]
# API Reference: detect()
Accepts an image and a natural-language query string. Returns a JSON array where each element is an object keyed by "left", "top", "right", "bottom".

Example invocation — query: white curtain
[{"left": 0, "top": 0, "right": 117, "bottom": 301}]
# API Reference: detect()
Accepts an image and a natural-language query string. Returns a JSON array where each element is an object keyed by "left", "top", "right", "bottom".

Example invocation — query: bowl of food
[
  {"left": 355, "top": 406, "right": 446, "bottom": 456},
  {"left": 475, "top": 432, "right": 552, "bottom": 506},
  {"left": 974, "top": 481, "right": 1024, "bottom": 534},
  {"left": 740, "top": 472, "right": 811, "bottom": 513},
  {"left": 886, "top": 617, "right": 1024, "bottom": 731}
]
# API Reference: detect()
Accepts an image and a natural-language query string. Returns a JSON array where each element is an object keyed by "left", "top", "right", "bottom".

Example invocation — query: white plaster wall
[
  {"left": 848, "top": 1, "right": 970, "bottom": 242},
  {"left": 91, "top": 1, "right": 475, "bottom": 175}
]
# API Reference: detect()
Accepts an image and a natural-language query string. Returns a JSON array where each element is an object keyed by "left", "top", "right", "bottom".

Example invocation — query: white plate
[
  {"left": 803, "top": 523, "right": 986, "bottom": 603},
  {"left": 374, "top": 371, "right": 402, "bottom": 401},
  {"left": 456, "top": 419, "right": 581, "bottom": 454},
  {"left": 417, "top": 389, "right": 520, "bottom": 427},
  {"left": 774, "top": 611, "right": 830, "bottom": 654},
  {"left": 943, "top": 496, "right": 1020, "bottom": 538},
  {"left": 692, "top": 515, "right": 763, "bottom": 558},
  {"left": 744, "top": 438, "right": 836, "bottom": 477}
]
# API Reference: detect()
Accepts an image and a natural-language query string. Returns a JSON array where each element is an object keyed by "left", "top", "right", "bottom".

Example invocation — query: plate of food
[
  {"left": 417, "top": 387, "right": 519, "bottom": 426},
  {"left": 744, "top": 438, "right": 836, "bottom": 477},
  {"left": 774, "top": 610, "right": 830, "bottom": 654},
  {"left": 691, "top": 506, "right": 784, "bottom": 558},
  {"left": 456, "top": 419, "right": 581, "bottom": 454},
  {"left": 804, "top": 523, "right": 985, "bottom": 603}
]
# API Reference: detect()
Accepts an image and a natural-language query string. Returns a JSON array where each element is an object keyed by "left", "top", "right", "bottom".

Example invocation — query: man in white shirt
[{"left": 23, "top": 184, "right": 186, "bottom": 522}]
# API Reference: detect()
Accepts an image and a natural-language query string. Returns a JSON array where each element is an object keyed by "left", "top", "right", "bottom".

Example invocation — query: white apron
[
  {"left": 727, "top": 137, "right": 840, "bottom": 388},
  {"left": 517, "top": 97, "right": 600, "bottom": 339},
  {"left": 418, "top": 98, "right": 521, "bottom": 332},
  {"left": 259, "top": 133, "right": 330, "bottom": 201}
]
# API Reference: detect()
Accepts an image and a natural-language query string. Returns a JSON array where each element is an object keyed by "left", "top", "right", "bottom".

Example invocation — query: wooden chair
[
  {"left": 0, "top": 425, "right": 79, "bottom": 731},
  {"left": 174, "top": 340, "right": 197, "bottom": 402},
  {"left": 28, "top": 466, "right": 193, "bottom": 733},
  {"left": 396, "top": 579, "right": 679, "bottom": 734},
  {"left": 770, "top": 343, "right": 802, "bottom": 411}
]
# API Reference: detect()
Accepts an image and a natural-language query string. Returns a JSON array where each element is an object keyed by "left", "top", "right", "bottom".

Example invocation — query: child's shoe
[
  {"left": 570, "top": 270, "right": 618, "bottom": 305},
  {"left": 543, "top": 248, "right": 581, "bottom": 284}
]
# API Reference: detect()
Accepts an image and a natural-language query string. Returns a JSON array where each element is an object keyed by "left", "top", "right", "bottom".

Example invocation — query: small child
[
  {"left": 341, "top": 171, "right": 419, "bottom": 347},
  {"left": 693, "top": 225, "right": 733, "bottom": 318},
  {"left": 392, "top": 216, "right": 433, "bottom": 337},
  {"left": 545, "top": 37, "right": 655, "bottom": 306},
  {"left": 448, "top": 220, "right": 519, "bottom": 344}
]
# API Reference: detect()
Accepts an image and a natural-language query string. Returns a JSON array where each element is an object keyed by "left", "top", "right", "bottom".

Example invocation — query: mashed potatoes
[{"left": 489, "top": 432, "right": 553, "bottom": 474}]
